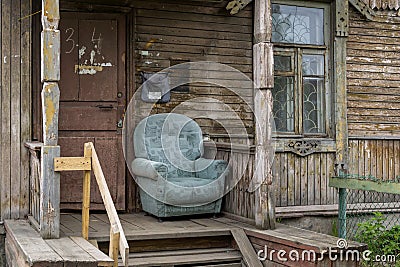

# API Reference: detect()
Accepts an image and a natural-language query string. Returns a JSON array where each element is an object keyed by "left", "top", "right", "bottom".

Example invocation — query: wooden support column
[
  {"left": 334, "top": 0, "right": 349, "bottom": 239},
  {"left": 253, "top": 0, "right": 276, "bottom": 230},
  {"left": 40, "top": 0, "right": 61, "bottom": 239}
]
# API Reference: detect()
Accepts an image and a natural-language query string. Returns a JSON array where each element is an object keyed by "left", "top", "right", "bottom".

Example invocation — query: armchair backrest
[{"left": 134, "top": 113, "right": 203, "bottom": 176}]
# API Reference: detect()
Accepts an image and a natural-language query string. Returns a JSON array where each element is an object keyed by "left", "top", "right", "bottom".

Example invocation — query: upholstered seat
[{"left": 131, "top": 113, "right": 228, "bottom": 218}]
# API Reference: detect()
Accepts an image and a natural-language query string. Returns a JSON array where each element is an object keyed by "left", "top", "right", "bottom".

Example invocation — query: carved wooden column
[
  {"left": 40, "top": 0, "right": 61, "bottom": 238},
  {"left": 253, "top": 0, "right": 276, "bottom": 229}
]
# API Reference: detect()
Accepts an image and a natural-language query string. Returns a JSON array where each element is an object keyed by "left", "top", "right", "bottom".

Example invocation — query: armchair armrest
[
  {"left": 131, "top": 158, "right": 168, "bottom": 180},
  {"left": 194, "top": 158, "right": 228, "bottom": 180}
]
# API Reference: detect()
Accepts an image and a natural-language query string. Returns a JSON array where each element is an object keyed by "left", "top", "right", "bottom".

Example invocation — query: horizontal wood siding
[
  {"left": 0, "top": 0, "right": 31, "bottom": 220},
  {"left": 347, "top": 6, "right": 400, "bottom": 138},
  {"left": 133, "top": 0, "right": 253, "bottom": 140}
]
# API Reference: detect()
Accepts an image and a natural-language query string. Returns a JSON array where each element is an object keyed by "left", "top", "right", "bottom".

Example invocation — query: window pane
[
  {"left": 272, "top": 76, "right": 295, "bottom": 132},
  {"left": 272, "top": 4, "right": 324, "bottom": 45},
  {"left": 274, "top": 55, "right": 292, "bottom": 72},
  {"left": 302, "top": 55, "right": 324, "bottom": 76},
  {"left": 303, "top": 77, "right": 325, "bottom": 133}
]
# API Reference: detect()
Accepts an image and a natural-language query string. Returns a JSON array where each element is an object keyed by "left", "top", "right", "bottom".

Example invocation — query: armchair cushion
[
  {"left": 132, "top": 113, "right": 229, "bottom": 217},
  {"left": 131, "top": 158, "right": 168, "bottom": 180}
]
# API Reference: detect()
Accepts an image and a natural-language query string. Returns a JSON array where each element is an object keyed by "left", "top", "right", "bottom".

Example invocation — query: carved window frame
[{"left": 271, "top": 0, "right": 335, "bottom": 156}]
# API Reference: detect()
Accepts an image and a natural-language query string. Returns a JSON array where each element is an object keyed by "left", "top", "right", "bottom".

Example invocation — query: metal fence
[
  {"left": 344, "top": 189, "right": 400, "bottom": 241},
  {"left": 331, "top": 175, "right": 400, "bottom": 241}
]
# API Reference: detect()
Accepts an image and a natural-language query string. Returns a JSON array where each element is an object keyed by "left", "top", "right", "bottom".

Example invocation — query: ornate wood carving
[
  {"left": 336, "top": 0, "right": 349, "bottom": 37},
  {"left": 286, "top": 140, "right": 321, "bottom": 157}
]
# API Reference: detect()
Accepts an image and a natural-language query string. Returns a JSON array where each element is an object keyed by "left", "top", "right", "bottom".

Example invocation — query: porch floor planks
[
  {"left": 5, "top": 220, "right": 63, "bottom": 266},
  {"left": 5, "top": 219, "right": 113, "bottom": 267},
  {"left": 45, "top": 237, "right": 98, "bottom": 267}
]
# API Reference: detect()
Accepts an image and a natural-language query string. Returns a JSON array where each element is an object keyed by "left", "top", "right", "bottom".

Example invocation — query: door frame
[{"left": 31, "top": 3, "right": 136, "bottom": 211}]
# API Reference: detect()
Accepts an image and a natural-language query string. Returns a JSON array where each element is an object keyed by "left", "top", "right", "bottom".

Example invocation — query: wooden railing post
[
  {"left": 82, "top": 143, "right": 92, "bottom": 240},
  {"left": 109, "top": 226, "right": 120, "bottom": 267},
  {"left": 54, "top": 142, "right": 129, "bottom": 266}
]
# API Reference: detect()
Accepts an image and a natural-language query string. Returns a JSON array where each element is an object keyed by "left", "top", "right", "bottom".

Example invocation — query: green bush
[{"left": 354, "top": 212, "right": 400, "bottom": 266}]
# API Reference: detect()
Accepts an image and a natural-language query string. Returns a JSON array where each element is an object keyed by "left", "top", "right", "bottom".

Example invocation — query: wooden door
[{"left": 58, "top": 13, "right": 126, "bottom": 210}]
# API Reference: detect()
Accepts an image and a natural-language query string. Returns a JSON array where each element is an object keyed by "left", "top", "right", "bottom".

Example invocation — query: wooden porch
[{"left": 5, "top": 212, "right": 366, "bottom": 266}]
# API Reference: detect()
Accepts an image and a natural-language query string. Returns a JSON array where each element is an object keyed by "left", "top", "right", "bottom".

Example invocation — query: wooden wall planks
[
  {"left": 217, "top": 146, "right": 337, "bottom": 218},
  {"left": 133, "top": 0, "right": 253, "bottom": 140},
  {"left": 0, "top": 0, "right": 32, "bottom": 220},
  {"left": 348, "top": 139, "right": 400, "bottom": 181},
  {"left": 347, "top": 5, "right": 400, "bottom": 138}
]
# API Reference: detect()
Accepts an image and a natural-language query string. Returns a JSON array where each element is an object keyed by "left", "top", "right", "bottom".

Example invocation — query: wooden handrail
[{"left": 54, "top": 142, "right": 129, "bottom": 266}]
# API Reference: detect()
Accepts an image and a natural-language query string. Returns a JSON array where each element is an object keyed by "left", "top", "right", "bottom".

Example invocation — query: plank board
[
  {"left": 45, "top": 237, "right": 97, "bottom": 266},
  {"left": 69, "top": 236, "right": 114, "bottom": 266},
  {"left": 231, "top": 229, "right": 263, "bottom": 267},
  {"left": 4, "top": 220, "right": 63, "bottom": 265},
  {"left": 347, "top": 5, "right": 400, "bottom": 137}
]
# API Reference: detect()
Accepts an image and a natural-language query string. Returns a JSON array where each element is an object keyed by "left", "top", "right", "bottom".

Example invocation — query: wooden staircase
[{"left": 95, "top": 228, "right": 261, "bottom": 267}]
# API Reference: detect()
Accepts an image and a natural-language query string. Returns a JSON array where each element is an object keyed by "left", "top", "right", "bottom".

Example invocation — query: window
[{"left": 271, "top": 2, "right": 331, "bottom": 137}]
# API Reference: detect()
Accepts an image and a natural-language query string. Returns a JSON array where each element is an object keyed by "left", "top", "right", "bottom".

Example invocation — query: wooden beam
[
  {"left": 40, "top": 0, "right": 61, "bottom": 239},
  {"left": 41, "top": 82, "right": 60, "bottom": 146},
  {"left": 253, "top": 43, "right": 274, "bottom": 89},
  {"left": 54, "top": 157, "right": 91, "bottom": 171},
  {"left": 88, "top": 142, "right": 129, "bottom": 266},
  {"left": 333, "top": 1, "right": 348, "bottom": 172},
  {"left": 40, "top": 145, "right": 60, "bottom": 239},
  {"left": 42, "top": 0, "right": 60, "bottom": 29},
  {"left": 253, "top": 0, "right": 271, "bottom": 43},
  {"left": 82, "top": 143, "right": 93, "bottom": 240},
  {"left": 336, "top": 0, "right": 349, "bottom": 37},
  {"left": 109, "top": 226, "right": 120, "bottom": 267},
  {"left": 253, "top": 0, "right": 275, "bottom": 230},
  {"left": 231, "top": 229, "right": 263, "bottom": 267},
  {"left": 41, "top": 30, "right": 60, "bottom": 82},
  {"left": 330, "top": 177, "right": 400, "bottom": 194}
]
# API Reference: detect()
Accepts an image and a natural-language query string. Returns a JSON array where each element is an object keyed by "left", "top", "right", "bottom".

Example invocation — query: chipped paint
[
  {"left": 75, "top": 64, "right": 102, "bottom": 75},
  {"left": 79, "top": 46, "right": 86, "bottom": 59},
  {"left": 44, "top": 93, "right": 56, "bottom": 131},
  {"left": 90, "top": 50, "right": 96, "bottom": 65},
  {"left": 74, "top": 63, "right": 112, "bottom": 75},
  {"left": 145, "top": 38, "right": 158, "bottom": 49}
]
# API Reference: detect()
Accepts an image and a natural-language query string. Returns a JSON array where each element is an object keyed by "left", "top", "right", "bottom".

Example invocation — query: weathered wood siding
[
  {"left": 133, "top": 0, "right": 253, "bottom": 141},
  {"left": 215, "top": 146, "right": 337, "bottom": 219},
  {"left": 347, "top": 5, "right": 400, "bottom": 189},
  {"left": 348, "top": 139, "right": 400, "bottom": 180},
  {"left": 0, "top": 0, "right": 32, "bottom": 220},
  {"left": 347, "top": 5, "right": 400, "bottom": 137}
]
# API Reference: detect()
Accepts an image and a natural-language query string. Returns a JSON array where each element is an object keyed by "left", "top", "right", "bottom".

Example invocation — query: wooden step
[
  {"left": 98, "top": 229, "right": 234, "bottom": 253},
  {"left": 120, "top": 248, "right": 242, "bottom": 267},
  {"left": 4, "top": 220, "right": 114, "bottom": 267}
]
